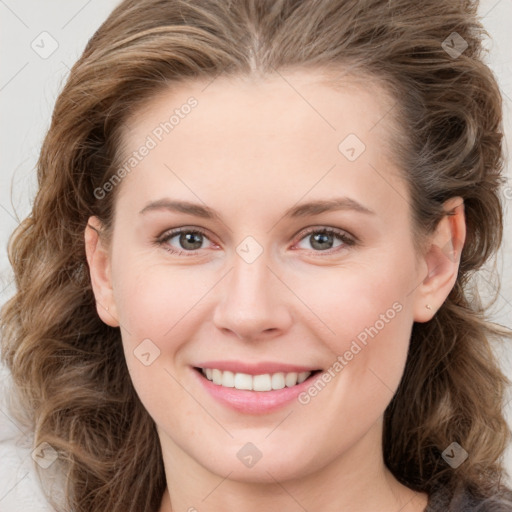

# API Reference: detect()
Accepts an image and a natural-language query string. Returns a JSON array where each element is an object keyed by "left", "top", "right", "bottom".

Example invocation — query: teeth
[
  {"left": 234, "top": 372, "right": 252, "bottom": 390},
  {"left": 253, "top": 374, "right": 272, "bottom": 391},
  {"left": 271, "top": 373, "right": 285, "bottom": 390},
  {"left": 285, "top": 372, "right": 298, "bottom": 387},
  {"left": 200, "top": 368, "right": 313, "bottom": 391},
  {"left": 297, "top": 371, "right": 310, "bottom": 384},
  {"left": 212, "top": 369, "right": 222, "bottom": 385},
  {"left": 221, "top": 370, "right": 235, "bottom": 388}
]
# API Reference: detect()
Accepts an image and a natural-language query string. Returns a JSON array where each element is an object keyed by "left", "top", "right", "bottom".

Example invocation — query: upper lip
[{"left": 194, "top": 360, "right": 321, "bottom": 375}]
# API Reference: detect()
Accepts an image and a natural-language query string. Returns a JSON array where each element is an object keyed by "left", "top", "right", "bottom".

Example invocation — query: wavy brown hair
[{"left": 1, "top": 0, "right": 512, "bottom": 510}]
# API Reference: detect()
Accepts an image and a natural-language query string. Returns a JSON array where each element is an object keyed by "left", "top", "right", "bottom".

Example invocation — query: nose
[{"left": 212, "top": 250, "right": 293, "bottom": 342}]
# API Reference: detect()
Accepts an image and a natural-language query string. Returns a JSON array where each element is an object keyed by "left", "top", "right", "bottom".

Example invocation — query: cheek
[
  {"left": 113, "top": 256, "right": 208, "bottom": 340},
  {"left": 293, "top": 274, "right": 414, "bottom": 445},
  {"left": 298, "top": 261, "right": 414, "bottom": 347},
  {"left": 297, "top": 257, "right": 416, "bottom": 399},
  {"left": 112, "top": 259, "right": 204, "bottom": 427}
]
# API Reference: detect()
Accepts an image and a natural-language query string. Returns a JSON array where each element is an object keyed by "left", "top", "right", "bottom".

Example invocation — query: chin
[{"left": 195, "top": 443, "right": 324, "bottom": 484}]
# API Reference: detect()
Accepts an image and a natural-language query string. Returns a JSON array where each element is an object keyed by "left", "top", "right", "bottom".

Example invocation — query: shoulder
[{"left": 426, "top": 483, "right": 512, "bottom": 512}]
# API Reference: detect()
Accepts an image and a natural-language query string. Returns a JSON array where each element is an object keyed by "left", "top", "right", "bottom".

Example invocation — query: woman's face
[{"left": 87, "top": 71, "right": 449, "bottom": 484}]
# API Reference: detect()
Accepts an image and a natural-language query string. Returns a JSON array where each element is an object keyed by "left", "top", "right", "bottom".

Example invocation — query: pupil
[
  {"left": 181, "top": 232, "right": 202, "bottom": 249},
  {"left": 312, "top": 232, "right": 332, "bottom": 250}
]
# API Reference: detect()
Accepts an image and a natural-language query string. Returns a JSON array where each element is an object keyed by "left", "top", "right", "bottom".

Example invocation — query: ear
[
  {"left": 413, "top": 197, "right": 466, "bottom": 323},
  {"left": 84, "top": 216, "right": 120, "bottom": 327}
]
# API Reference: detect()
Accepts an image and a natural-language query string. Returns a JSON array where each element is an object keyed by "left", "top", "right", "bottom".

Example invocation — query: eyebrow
[{"left": 139, "top": 197, "right": 375, "bottom": 219}]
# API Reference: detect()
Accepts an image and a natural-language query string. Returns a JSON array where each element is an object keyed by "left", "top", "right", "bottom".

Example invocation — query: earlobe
[
  {"left": 84, "top": 216, "right": 119, "bottom": 327},
  {"left": 413, "top": 197, "right": 466, "bottom": 323}
]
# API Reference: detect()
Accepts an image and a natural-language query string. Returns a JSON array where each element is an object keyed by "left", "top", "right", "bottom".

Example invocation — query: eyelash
[{"left": 154, "top": 226, "right": 356, "bottom": 257}]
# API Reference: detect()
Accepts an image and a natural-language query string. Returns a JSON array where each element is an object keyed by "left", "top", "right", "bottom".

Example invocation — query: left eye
[{"left": 295, "top": 228, "right": 354, "bottom": 252}]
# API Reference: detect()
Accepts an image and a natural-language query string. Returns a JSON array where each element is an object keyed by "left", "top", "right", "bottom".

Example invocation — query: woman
[{"left": 1, "top": 0, "right": 512, "bottom": 511}]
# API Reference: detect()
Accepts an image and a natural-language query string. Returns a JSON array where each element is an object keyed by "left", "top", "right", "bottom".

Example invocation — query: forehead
[
  {"left": 113, "top": 70, "right": 408, "bottom": 224},
  {"left": 121, "top": 70, "right": 397, "bottom": 153}
]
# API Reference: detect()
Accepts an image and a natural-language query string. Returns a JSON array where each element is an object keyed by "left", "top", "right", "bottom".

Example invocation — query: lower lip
[{"left": 192, "top": 368, "right": 321, "bottom": 414}]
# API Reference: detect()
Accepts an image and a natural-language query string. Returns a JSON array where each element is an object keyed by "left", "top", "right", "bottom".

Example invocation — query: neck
[{"left": 157, "top": 419, "right": 428, "bottom": 512}]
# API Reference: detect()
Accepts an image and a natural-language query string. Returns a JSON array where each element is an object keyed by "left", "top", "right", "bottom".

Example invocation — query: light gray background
[{"left": 0, "top": 0, "right": 511, "bottom": 508}]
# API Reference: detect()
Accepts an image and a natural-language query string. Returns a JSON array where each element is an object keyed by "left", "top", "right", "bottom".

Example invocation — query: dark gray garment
[{"left": 424, "top": 483, "right": 512, "bottom": 511}]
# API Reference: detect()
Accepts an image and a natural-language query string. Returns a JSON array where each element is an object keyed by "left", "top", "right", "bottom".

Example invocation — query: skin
[{"left": 85, "top": 70, "right": 466, "bottom": 512}]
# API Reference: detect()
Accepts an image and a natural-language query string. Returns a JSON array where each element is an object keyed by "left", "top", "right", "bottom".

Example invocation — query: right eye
[{"left": 156, "top": 227, "right": 216, "bottom": 256}]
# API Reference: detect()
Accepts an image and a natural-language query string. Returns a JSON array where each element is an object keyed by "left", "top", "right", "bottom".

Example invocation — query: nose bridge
[
  {"left": 212, "top": 242, "right": 291, "bottom": 339},
  {"left": 231, "top": 249, "right": 272, "bottom": 306}
]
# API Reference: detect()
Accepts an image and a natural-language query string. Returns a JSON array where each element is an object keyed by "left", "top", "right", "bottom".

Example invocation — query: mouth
[
  {"left": 192, "top": 363, "right": 325, "bottom": 414},
  {"left": 194, "top": 367, "right": 323, "bottom": 392}
]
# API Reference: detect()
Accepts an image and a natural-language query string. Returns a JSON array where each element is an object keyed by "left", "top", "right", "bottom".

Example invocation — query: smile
[
  {"left": 192, "top": 364, "right": 324, "bottom": 414},
  {"left": 199, "top": 368, "right": 315, "bottom": 391}
]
